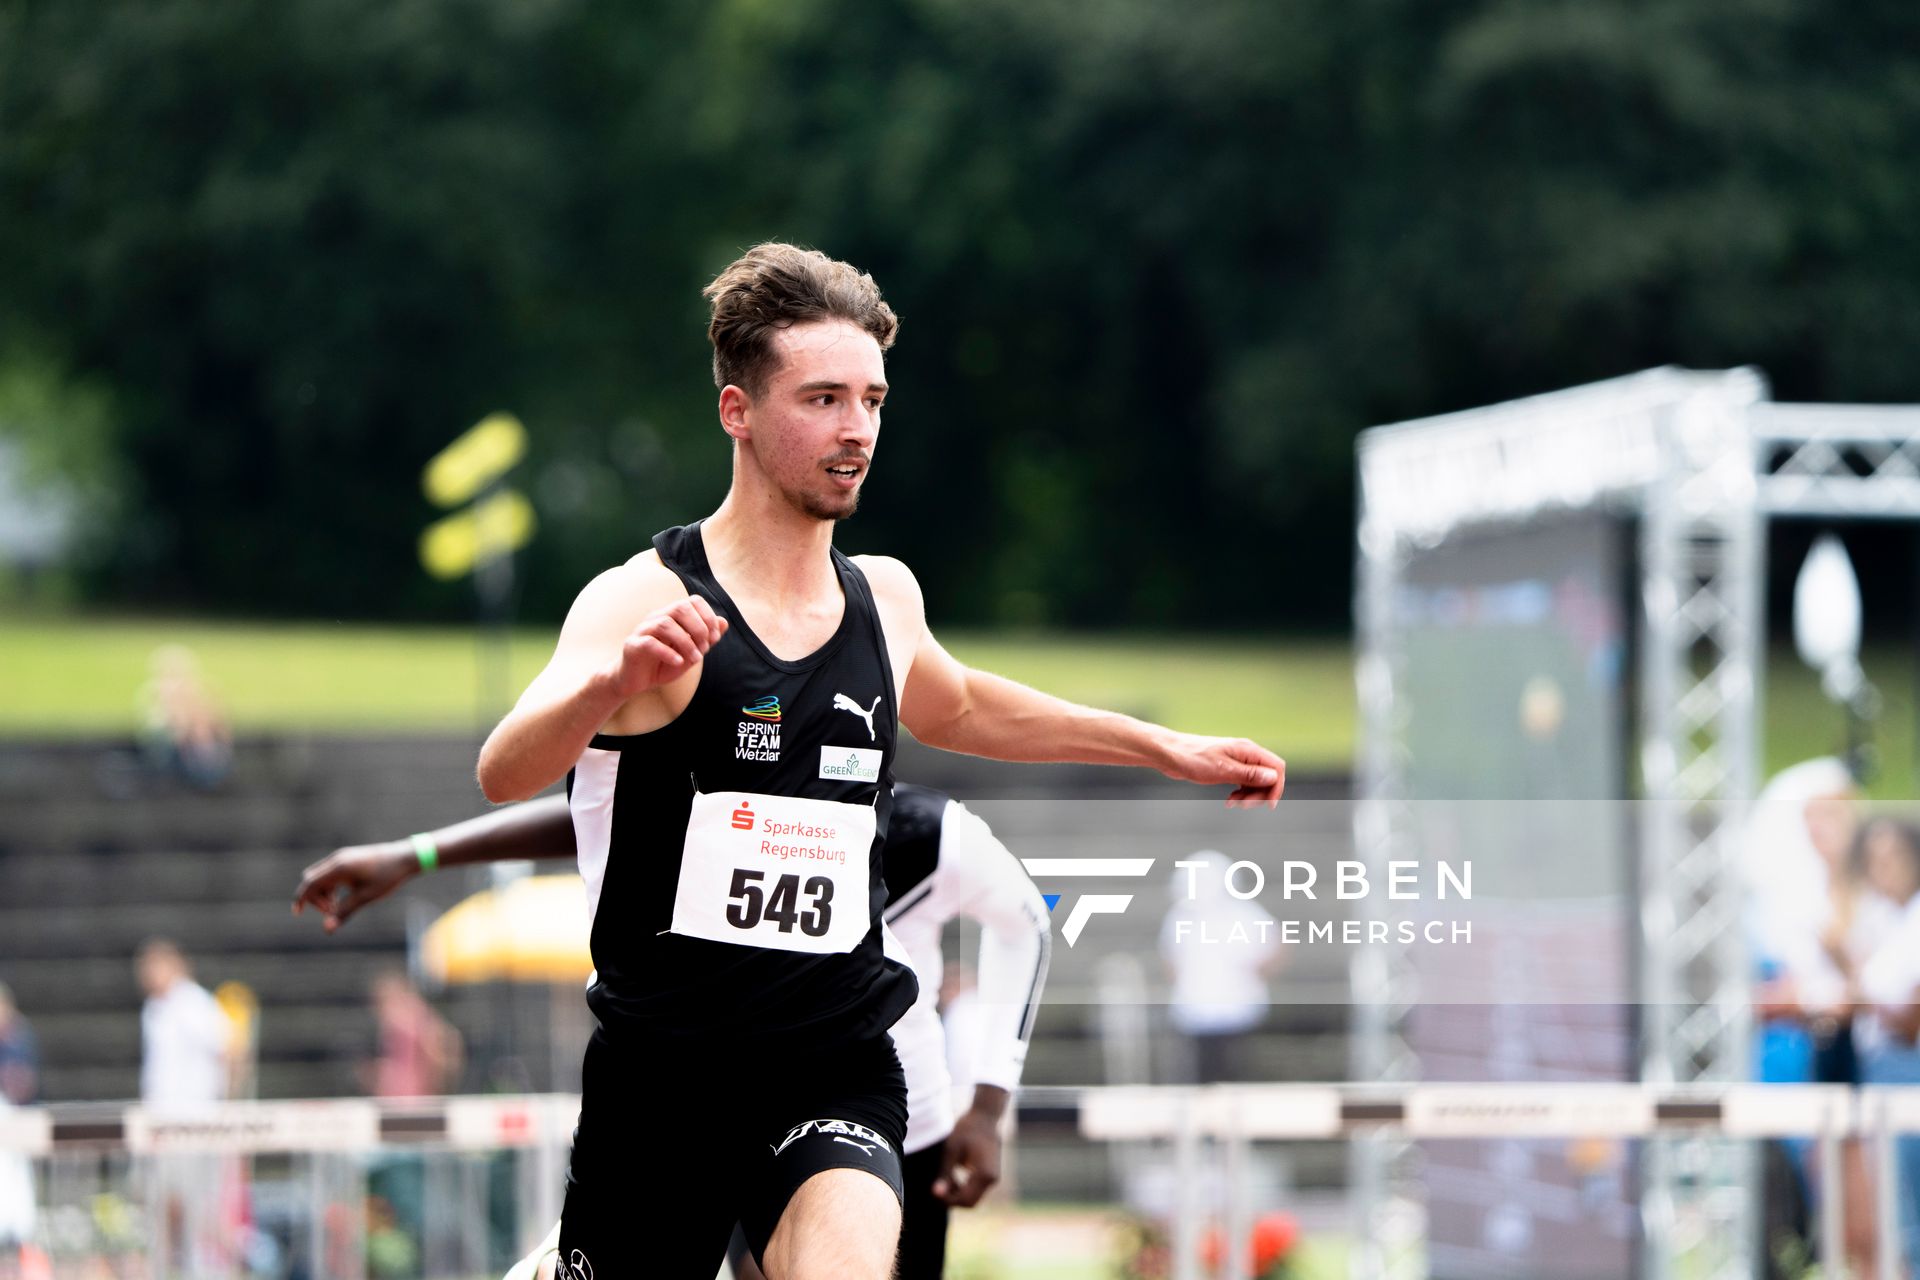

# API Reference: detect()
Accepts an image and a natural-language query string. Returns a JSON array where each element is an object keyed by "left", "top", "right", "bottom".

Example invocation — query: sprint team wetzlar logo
[{"left": 1019, "top": 858, "right": 1155, "bottom": 946}]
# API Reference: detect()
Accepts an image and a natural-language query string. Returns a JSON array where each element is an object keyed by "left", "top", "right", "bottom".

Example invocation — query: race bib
[{"left": 669, "top": 790, "right": 875, "bottom": 954}]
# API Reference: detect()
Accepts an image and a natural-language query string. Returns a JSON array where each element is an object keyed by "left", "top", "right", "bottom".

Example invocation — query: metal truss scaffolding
[{"left": 1353, "top": 367, "right": 1920, "bottom": 1280}]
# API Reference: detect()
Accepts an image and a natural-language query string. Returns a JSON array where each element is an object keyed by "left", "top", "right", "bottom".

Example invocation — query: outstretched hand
[
  {"left": 1158, "top": 734, "right": 1286, "bottom": 808},
  {"left": 292, "top": 843, "right": 417, "bottom": 933}
]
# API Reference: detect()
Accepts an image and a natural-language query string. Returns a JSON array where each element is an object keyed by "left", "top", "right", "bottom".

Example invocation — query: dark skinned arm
[
  {"left": 292, "top": 793, "right": 575, "bottom": 932},
  {"left": 933, "top": 1084, "right": 1010, "bottom": 1207}
]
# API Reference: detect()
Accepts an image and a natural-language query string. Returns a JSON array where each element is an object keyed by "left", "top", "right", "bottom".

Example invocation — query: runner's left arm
[
  {"left": 932, "top": 801, "right": 1054, "bottom": 1207},
  {"left": 293, "top": 794, "right": 577, "bottom": 932},
  {"left": 892, "top": 587, "right": 1284, "bottom": 808}
]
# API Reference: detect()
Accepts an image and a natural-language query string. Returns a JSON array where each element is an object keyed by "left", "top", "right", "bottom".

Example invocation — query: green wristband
[{"left": 410, "top": 832, "right": 439, "bottom": 873}]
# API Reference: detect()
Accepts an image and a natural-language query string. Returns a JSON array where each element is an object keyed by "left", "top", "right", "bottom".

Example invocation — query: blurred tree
[
  {"left": 0, "top": 0, "right": 575, "bottom": 614},
  {"left": 1, "top": 0, "right": 1917, "bottom": 625}
]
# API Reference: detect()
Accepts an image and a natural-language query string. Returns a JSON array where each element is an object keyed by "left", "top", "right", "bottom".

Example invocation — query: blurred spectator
[
  {"left": 0, "top": 986, "right": 36, "bottom": 1265},
  {"left": 137, "top": 939, "right": 231, "bottom": 1109},
  {"left": 1748, "top": 759, "right": 1864, "bottom": 1075},
  {"left": 137, "top": 940, "right": 235, "bottom": 1276},
  {"left": 1159, "top": 851, "right": 1281, "bottom": 1084},
  {"left": 214, "top": 981, "right": 260, "bottom": 1101},
  {"left": 1747, "top": 760, "right": 1884, "bottom": 1279},
  {"left": 0, "top": 982, "right": 38, "bottom": 1106},
  {"left": 138, "top": 644, "right": 233, "bottom": 789},
  {"left": 1848, "top": 819, "right": 1920, "bottom": 1273},
  {"left": 365, "top": 972, "right": 463, "bottom": 1099},
  {"left": 0, "top": 1092, "right": 33, "bottom": 1251},
  {"left": 1825, "top": 817, "right": 1906, "bottom": 1276},
  {"left": 362, "top": 974, "right": 462, "bottom": 1275}
]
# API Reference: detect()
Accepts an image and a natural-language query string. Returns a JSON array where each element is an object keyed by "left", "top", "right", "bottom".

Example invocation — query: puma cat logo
[{"left": 832, "top": 692, "right": 883, "bottom": 742}]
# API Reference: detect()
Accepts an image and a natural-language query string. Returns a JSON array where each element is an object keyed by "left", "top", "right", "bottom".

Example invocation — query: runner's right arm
[
  {"left": 477, "top": 561, "right": 727, "bottom": 803},
  {"left": 292, "top": 795, "right": 576, "bottom": 932}
]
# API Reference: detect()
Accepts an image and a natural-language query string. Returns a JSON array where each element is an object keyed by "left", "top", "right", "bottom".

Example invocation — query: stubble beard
[
  {"left": 747, "top": 434, "right": 862, "bottom": 523},
  {"left": 783, "top": 456, "right": 863, "bottom": 522},
  {"left": 791, "top": 485, "right": 859, "bottom": 522}
]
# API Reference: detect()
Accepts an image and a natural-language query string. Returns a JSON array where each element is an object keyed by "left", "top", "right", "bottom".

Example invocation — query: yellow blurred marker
[
  {"left": 423, "top": 412, "right": 527, "bottom": 508},
  {"left": 420, "top": 488, "right": 537, "bottom": 580}
]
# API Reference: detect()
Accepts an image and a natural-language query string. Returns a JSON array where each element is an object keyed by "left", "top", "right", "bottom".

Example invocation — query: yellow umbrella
[{"left": 420, "top": 874, "right": 593, "bottom": 984}]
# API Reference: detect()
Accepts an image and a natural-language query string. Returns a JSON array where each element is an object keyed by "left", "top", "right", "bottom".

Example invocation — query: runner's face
[{"left": 748, "top": 320, "right": 887, "bottom": 522}]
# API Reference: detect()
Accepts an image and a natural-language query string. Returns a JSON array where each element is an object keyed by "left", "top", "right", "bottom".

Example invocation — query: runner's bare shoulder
[
  {"left": 617, "top": 547, "right": 690, "bottom": 604},
  {"left": 849, "top": 555, "right": 926, "bottom": 701},
  {"left": 563, "top": 550, "right": 685, "bottom": 627},
  {"left": 848, "top": 554, "right": 922, "bottom": 611}
]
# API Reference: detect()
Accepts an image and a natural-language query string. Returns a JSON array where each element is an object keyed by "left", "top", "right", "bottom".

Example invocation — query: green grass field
[
  {"left": 1, "top": 614, "right": 1914, "bottom": 791},
  {"left": 0, "top": 616, "right": 1349, "bottom": 765}
]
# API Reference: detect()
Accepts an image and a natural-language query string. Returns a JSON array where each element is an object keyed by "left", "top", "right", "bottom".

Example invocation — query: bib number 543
[{"left": 725, "top": 869, "right": 834, "bottom": 937}]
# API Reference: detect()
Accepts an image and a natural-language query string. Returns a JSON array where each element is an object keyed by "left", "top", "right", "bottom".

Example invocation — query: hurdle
[{"left": 5, "top": 1083, "right": 1918, "bottom": 1279}]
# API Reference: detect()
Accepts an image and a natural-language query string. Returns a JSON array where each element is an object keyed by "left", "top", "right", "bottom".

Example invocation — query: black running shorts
[{"left": 556, "top": 1026, "right": 907, "bottom": 1279}]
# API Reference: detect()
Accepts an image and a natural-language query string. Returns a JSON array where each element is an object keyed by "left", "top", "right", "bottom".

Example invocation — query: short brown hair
[{"left": 704, "top": 243, "right": 899, "bottom": 395}]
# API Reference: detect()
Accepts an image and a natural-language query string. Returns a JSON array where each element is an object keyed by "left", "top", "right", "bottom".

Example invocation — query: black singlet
[{"left": 566, "top": 521, "right": 918, "bottom": 1045}]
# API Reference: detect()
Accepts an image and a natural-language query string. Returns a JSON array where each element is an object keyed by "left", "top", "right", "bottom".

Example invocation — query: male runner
[
  {"left": 471, "top": 242, "right": 1284, "bottom": 1279},
  {"left": 294, "top": 782, "right": 1051, "bottom": 1278}
]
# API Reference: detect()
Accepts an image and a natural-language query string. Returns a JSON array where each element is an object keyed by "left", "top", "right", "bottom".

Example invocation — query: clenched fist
[{"left": 604, "top": 596, "right": 730, "bottom": 699}]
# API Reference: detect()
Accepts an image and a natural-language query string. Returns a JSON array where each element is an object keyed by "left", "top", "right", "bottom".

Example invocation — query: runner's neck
[{"left": 702, "top": 498, "right": 844, "bottom": 619}]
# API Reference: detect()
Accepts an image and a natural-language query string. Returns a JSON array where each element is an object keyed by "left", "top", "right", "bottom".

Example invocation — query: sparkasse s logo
[{"left": 1020, "top": 857, "right": 1155, "bottom": 945}]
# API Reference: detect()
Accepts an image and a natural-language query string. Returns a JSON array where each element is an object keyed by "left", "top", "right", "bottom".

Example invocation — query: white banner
[
  {"left": 1721, "top": 1085, "right": 1853, "bottom": 1138},
  {"left": 445, "top": 1096, "right": 576, "bottom": 1150},
  {"left": 1404, "top": 1085, "right": 1655, "bottom": 1137},
  {"left": 126, "top": 1101, "right": 380, "bottom": 1154}
]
